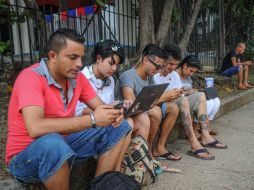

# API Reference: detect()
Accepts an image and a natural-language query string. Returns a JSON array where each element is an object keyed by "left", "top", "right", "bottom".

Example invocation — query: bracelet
[{"left": 89, "top": 113, "right": 96, "bottom": 128}]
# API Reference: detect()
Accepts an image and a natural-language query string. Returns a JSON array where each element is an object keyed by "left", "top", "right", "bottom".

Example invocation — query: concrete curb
[
  {"left": 167, "top": 88, "right": 254, "bottom": 142},
  {"left": 1, "top": 89, "right": 254, "bottom": 189},
  {"left": 216, "top": 88, "right": 254, "bottom": 119}
]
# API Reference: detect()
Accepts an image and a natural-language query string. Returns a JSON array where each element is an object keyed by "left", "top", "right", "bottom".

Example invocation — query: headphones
[{"left": 88, "top": 65, "right": 111, "bottom": 90}]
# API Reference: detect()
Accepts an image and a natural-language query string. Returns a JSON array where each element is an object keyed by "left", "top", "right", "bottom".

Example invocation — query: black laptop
[
  {"left": 124, "top": 83, "right": 169, "bottom": 117},
  {"left": 204, "top": 87, "right": 218, "bottom": 100}
]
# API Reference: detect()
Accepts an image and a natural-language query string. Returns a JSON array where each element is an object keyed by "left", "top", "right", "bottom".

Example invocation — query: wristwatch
[{"left": 89, "top": 113, "right": 96, "bottom": 128}]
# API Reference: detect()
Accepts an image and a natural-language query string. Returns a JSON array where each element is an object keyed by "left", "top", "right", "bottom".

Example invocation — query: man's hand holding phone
[
  {"left": 113, "top": 101, "right": 124, "bottom": 109},
  {"left": 182, "top": 85, "right": 193, "bottom": 96}
]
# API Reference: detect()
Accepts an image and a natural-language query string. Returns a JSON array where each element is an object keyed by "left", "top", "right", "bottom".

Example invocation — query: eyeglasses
[{"left": 146, "top": 57, "right": 164, "bottom": 70}]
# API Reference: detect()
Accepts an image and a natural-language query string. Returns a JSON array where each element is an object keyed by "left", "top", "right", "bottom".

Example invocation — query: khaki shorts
[{"left": 172, "top": 92, "right": 203, "bottom": 116}]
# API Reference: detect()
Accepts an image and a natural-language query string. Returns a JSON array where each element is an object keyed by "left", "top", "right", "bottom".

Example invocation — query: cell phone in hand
[
  {"left": 182, "top": 85, "right": 192, "bottom": 96},
  {"left": 182, "top": 85, "right": 192, "bottom": 91},
  {"left": 113, "top": 101, "right": 124, "bottom": 109}
]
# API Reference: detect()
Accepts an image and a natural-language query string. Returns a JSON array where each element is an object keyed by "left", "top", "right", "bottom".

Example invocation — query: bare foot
[
  {"left": 245, "top": 84, "right": 254, "bottom": 88},
  {"left": 238, "top": 85, "right": 247, "bottom": 90}
]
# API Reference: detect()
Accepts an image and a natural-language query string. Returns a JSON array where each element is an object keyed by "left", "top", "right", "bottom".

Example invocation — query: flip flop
[
  {"left": 202, "top": 139, "right": 228, "bottom": 149},
  {"left": 187, "top": 148, "right": 215, "bottom": 160},
  {"left": 154, "top": 152, "right": 181, "bottom": 161}
]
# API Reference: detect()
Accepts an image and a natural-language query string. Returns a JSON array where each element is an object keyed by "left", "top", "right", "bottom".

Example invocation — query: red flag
[
  {"left": 60, "top": 11, "right": 67, "bottom": 20},
  {"left": 94, "top": 5, "right": 98, "bottom": 13},
  {"left": 77, "top": 7, "right": 85, "bottom": 16}
]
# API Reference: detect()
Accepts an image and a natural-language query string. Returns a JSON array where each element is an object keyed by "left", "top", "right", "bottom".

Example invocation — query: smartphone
[
  {"left": 182, "top": 85, "right": 192, "bottom": 91},
  {"left": 113, "top": 101, "right": 124, "bottom": 109}
]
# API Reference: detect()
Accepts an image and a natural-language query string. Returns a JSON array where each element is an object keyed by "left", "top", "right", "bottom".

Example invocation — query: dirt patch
[{"left": 0, "top": 97, "right": 11, "bottom": 180}]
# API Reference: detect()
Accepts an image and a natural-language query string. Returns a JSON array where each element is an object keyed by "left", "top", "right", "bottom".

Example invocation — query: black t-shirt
[{"left": 221, "top": 50, "right": 240, "bottom": 72}]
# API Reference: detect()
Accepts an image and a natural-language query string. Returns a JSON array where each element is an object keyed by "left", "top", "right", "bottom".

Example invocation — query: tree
[
  {"left": 155, "top": 0, "right": 175, "bottom": 47},
  {"left": 178, "top": 0, "right": 203, "bottom": 51},
  {"left": 224, "top": 0, "right": 254, "bottom": 49},
  {"left": 139, "top": 0, "right": 155, "bottom": 51},
  {"left": 138, "top": 0, "right": 203, "bottom": 52},
  {"left": 22, "top": 0, "right": 48, "bottom": 56}
]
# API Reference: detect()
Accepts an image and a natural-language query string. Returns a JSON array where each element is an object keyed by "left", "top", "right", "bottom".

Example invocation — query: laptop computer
[
  {"left": 204, "top": 87, "right": 218, "bottom": 100},
  {"left": 124, "top": 83, "right": 169, "bottom": 117}
]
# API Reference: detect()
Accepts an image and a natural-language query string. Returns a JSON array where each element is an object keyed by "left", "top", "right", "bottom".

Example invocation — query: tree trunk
[
  {"left": 218, "top": 0, "right": 225, "bottom": 70},
  {"left": 23, "top": 0, "right": 39, "bottom": 9},
  {"left": 139, "top": 0, "right": 155, "bottom": 52},
  {"left": 179, "top": 0, "right": 203, "bottom": 52},
  {"left": 172, "top": 0, "right": 181, "bottom": 43},
  {"left": 155, "top": 0, "right": 175, "bottom": 47}
]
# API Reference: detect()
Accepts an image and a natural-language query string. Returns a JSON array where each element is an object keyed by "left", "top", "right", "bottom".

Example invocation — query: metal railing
[
  {"left": 0, "top": 0, "right": 139, "bottom": 71},
  {"left": 0, "top": 0, "right": 221, "bottom": 75}
]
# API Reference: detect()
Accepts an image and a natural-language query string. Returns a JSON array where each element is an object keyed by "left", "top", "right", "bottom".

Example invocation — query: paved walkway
[{"left": 145, "top": 101, "right": 254, "bottom": 190}]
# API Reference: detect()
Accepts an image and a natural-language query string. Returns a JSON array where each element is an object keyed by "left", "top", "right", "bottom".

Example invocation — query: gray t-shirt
[
  {"left": 181, "top": 75, "right": 193, "bottom": 88},
  {"left": 119, "top": 68, "right": 154, "bottom": 98}
]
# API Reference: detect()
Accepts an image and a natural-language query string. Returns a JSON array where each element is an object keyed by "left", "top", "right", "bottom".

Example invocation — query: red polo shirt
[{"left": 6, "top": 62, "right": 96, "bottom": 164}]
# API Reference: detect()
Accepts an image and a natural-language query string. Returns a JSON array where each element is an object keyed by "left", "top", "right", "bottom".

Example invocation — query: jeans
[
  {"left": 8, "top": 120, "right": 131, "bottom": 183},
  {"left": 221, "top": 66, "right": 240, "bottom": 77}
]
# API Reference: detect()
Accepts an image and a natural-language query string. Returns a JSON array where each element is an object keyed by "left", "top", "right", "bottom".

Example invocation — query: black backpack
[{"left": 87, "top": 171, "right": 141, "bottom": 190}]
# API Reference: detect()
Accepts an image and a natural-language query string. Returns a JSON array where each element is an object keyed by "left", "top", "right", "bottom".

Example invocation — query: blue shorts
[
  {"left": 161, "top": 103, "right": 167, "bottom": 118},
  {"left": 7, "top": 120, "right": 131, "bottom": 184},
  {"left": 221, "top": 66, "right": 240, "bottom": 77}
]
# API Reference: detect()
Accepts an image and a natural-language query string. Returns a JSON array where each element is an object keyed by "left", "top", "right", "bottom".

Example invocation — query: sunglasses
[
  {"left": 111, "top": 45, "right": 120, "bottom": 52},
  {"left": 146, "top": 57, "right": 164, "bottom": 70}
]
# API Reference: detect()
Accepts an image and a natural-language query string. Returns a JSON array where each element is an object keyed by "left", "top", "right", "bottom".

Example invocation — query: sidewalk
[
  {"left": 1, "top": 88, "right": 254, "bottom": 190},
  {"left": 145, "top": 100, "right": 254, "bottom": 190}
]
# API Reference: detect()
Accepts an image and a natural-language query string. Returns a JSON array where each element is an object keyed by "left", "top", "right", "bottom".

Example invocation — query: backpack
[
  {"left": 87, "top": 171, "right": 141, "bottom": 190},
  {"left": 121, "top": 135, "right": 159, "bottom": 186}
]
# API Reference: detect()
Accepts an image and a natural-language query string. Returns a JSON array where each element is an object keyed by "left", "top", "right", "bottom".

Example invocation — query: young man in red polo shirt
[{"left": 5, "top": 28, "right": 131, "bottom": 190}]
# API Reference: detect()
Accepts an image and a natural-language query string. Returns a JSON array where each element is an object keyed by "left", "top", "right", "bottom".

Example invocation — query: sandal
[{"left": 187, "top": 148, "right": 215, "bottom": 160}]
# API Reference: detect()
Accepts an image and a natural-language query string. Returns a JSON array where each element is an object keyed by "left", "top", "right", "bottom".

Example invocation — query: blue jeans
[
  {"left": 8, "top": 120, "right": 131, "bottom": 183},
  {"left": 221, "top": 66, "right": 240, "bottom": 77}
]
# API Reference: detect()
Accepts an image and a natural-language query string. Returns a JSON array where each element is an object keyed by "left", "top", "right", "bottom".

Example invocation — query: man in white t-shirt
[
  {"left": 153, "top": 44, "right": 215, "bottom": 160},
  {"left": 75, "top": 65, "right": 115, "bottom": 115}
]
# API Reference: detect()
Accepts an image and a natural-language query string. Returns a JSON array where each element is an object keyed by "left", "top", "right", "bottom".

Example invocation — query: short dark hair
[
  {"left": 91, "top": 40, "right": 125, "bottom": 65},
  {"left": 179, "top": 55, "right": 201, "bottom": 70},
  {"left": 163, "top": 44, "right": 182, "bottom": 61},
  {"left": 47, "top": 28, "right": 85, "bottom": 55},
  {"left": 142, "top": 44, "right": 168, "bottom": 60}
]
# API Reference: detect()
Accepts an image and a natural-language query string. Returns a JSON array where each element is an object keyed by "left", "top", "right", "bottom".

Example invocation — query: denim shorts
[
  {"left": 161, "top": 103, "right": 167, "bottom": 118},
  {"left": 8, "top": 119, "right": 131, "bottom": 184},
  {"left": 221, "top": 66, "right": 240, "bottom": 77}
]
